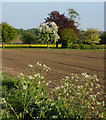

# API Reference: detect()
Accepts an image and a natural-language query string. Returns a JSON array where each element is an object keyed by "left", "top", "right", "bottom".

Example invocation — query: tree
[
  {"left": 2, "top": 22, "right": 17, "bottom": 48},
  {"left": 84, "top": 28, "right": 101, "bottom": 44},
  {"left": 61, "top": 29, "right": 79, "bottom": 48},
  {"left": 20, "top": 31, "right": 37, "bottom": 45},
  {"left": 17, "top": 28, "right": 24, "bottom": 35},
  {"left": 37, "top": 22, "right": 60, "bottom": 47},
  {"left": 100, "top": 32, "right": 106, "bottom": 44},
  {"left": 45, "top": 11, "right": 79, "bottom": 47},
  {"left": 68, "top": 8, "right": 80, "bottom": 27},
  {"left": 0, "top": 24, "right": 1, "bottom": 44}
]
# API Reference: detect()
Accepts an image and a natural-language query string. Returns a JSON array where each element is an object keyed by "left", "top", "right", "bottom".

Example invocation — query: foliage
[
  {"left": 96, "top": 45, "right": 104, "bottom": 49},
  {"left": 68, "top": 8, "right": 80, "bottom": 27},
  {"left": 2, "top": 22, "right": 17, "bottom": 45},
  {"left": 17, "top": 28, "right": 24, "bottom": 35},
  {"left": 26, "top": 28, "right": 38, "bottom": 35},
  {"left": 72, "top": 44, "right": 80, "bottom": 49},
  {"left": 45, "top": 11, "right": 79, "bottom": 42},
  {"left": 84, "top": 28, "right": 101, "bottom": 44},
  {"left": 100, "top": 32, "right": 106, "bottom": 44},
  {"left": 2, "top": 63, "right": 105, "bottom": 119},
  {"left": 90, "top": 43, "right": 97, "bottom": 49},
  {"left": 79, "top": 43, "right": 90, "bottom": 49},
  {"left": 61, "top": 29, "right": 79, "bottom": 48},
  {"left": 21, "top": 31, "right": 37, "bottom": 45},
  {"left": 0, "top": 24, "right": 1, "bottom": 43},
  {"left": 37, "top": 22, "right": 60, "bottom": 45}
]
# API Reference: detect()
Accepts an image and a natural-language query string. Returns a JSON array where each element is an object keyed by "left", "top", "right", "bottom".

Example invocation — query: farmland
[{"left": 2, "top": 49, "right": 104, "bottom": 88}]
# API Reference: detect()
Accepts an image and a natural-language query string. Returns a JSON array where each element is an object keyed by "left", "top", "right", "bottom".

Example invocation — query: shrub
[
  {"left": 62, "top": 42, "right": 70, "bottom": 48},
  {"left": 96, "top": 45, "right": 104, "bottom": 49},
  {"left": 79, "top": 43, "right": 84, "bottom": 49},
  {"left": 2, "top": 63, "right": 104, "bottom": 119},
  {"left": 83, "top": 44, "right": 90, "bottom": 49},
  {"left": 90, "top": 44, "right": 97, "bottom": 49},
  {"left": 71, "top": 44, "right": 80, "bottom": 49}
]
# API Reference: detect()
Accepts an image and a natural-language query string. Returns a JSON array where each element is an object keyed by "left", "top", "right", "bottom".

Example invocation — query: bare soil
[{"left": 2, "top": 49, "right": 104, "bottom": 88}]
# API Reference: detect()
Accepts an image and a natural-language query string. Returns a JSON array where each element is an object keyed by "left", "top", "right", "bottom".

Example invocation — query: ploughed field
[{"left": 2, "top": 49, "right": 104, "bottom": 88}]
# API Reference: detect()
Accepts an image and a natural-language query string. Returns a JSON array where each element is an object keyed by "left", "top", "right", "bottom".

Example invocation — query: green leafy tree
[
  {"left": 61, "top": 29, "right": 79, "bottom": 48},
  {"left": 0, "top": 24, "right": 1, "bottom": 44},
  {"left": 37, "top": 22, "right": 60, "bottom": 47},
  {"left": 68, "top": 8, "right": 80, "bottom": 27},
  {"left": 17, "top": 28, "right": 24, "bottom": 35},
  {"left": 84, "top": 28, "right": 101, "bottom": 44},
  {"left": 2, "top": 22, "right": 17, "bottom": 48},
  {"left": 20, "top": 31, "right": 37, "bottom": 45}
]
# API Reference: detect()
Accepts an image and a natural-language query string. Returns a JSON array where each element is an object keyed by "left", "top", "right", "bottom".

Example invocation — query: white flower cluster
[
  {"left": 28, "top": 64, "right": 33, "bottom": 68},
  {"left": 36, "top": 62, "right": 51, "bottom": 72},
  {"left": 37, "top": 22, "right": 60, "bottom": 43}
]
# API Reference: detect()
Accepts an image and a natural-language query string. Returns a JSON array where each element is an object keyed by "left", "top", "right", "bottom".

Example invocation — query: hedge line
[
  {"left": 71, "top": 44, "right": 106, "bottom": 49},
  {"left": 0, "top": 44, "right": 62, "bottom": 48},
  {"left": 0, "top": 44, "right": 105, "bottom": 49}
]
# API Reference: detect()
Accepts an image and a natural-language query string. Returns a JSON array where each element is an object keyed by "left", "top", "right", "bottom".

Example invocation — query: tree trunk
[
  {"left": 56, "top": 41, "right": 58, "bottom": 48},
  {"left": 2, "top": 42, "right": 4, "bottom": 48},
  {"left": 47, "top": 41, "right": 49, "bottom": 48}
]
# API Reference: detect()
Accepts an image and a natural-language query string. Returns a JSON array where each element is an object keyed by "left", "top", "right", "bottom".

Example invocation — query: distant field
[{"left": 2, "top": 49, "right": 104, "bottom": 89}]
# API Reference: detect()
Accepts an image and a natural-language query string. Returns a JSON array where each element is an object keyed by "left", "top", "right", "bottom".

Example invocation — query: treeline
[{"left": 0, "top": 9, "right": 106, "bottom": 48}]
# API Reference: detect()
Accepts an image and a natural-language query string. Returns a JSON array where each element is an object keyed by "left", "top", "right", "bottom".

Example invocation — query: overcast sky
[{"left": 2, "top": 2, "right": 104, "bottom": 31}]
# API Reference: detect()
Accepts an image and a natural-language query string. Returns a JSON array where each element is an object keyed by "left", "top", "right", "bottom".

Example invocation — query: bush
[
  {"left": 90, "top": 44, "right": 97, "bottom": 49},
  {"left": 79, "top": 43, "right": 85, "bottom": 49},
  {"left": 83, "top": 44, "right": 90, "bottom": 49},
  {"left": 96, "top": 45, "right": 104, "bottom": 49},
  {"left": 71, "top": 44, "right": 80, "bottom": 49},
  {"left": 2, "top": 63, "right": 104, "bottom": 119},
  {"left": 62, "top": 42, "right": 70, "bottom": 48}
]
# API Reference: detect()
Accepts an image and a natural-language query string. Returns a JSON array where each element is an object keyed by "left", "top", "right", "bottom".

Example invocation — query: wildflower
[
  {"left": 55, "top": 86, "right": 60, "bottom": 90},
  {"left": 41, "top": 76, "right": 44, "bottom": 79},
  {"left": 23, "top": 85, "right": 27, "bottom": 90},
  {"left": 28, "top": 64, "right": 33, "bottom": 68},
  {"left": 51, "top": 103, "right": 55, "bottom": 106},
  {"left": 78, "top": 85, "right": 80, "bottom": 89},
  {"left": 2, "top": 98, "right": 6, "bottom": 103},
  {"left": 48, "top": 81, "right": 51, "bottom": 83},
  {"left": 93, "top": 75, "right": 97, "bottom": 79},
  {"left": 46, "top": 82, "right": 49, "bottom": 86},
  {"left": 102, "top": 101, "right": 105, "bottom": 106},
  {"left": 97, "top": 101, "right": 101, "bottom": 105},
  {"left": 36, "top": 62, "right": 42, "bottom": 66},
  {"left": 41, "top": 92, "right": 44, "bottom": 96},
  {"left": 61, "top": 86, "right": 64, "bottom": 88},
  {"left": 34, "top": 73, "right": 40, "bottom": 78},
  {"left": 64, "top": 89, "right": 66, "bottom": 93},
  {"left": 52, "top": 115, "right": 58, "bottom": 119},
  {"left": 96, "top": 84, "right": 100, "bottom": 88},
  {"left": 90, "top": 82, "right": 93, "bottom": 86},
  {"left": 92, "top": 106, "right": 94, "bottom": 110},
  {"left": 97, "top": 92, "right": 101, "bottom": 95},
  {"left": 19, "top": 73, "right": 24, "bottom": 76},
  {"left": 65, "top": 76, "right": 69, "bottom": 79},
  {"left": 38, "top": 81, "right": 41, "bottom": 84},
  {"left": 28, "top": 75, "right": 34, "bottom": 80},
  {"left": 36, "top": 116, "right": 39, "bottom": 119},
  {"left": 89, "top": 88, "right": 93, "bottom": 91},
  {"left": 42, "top": 81, "right": 45, "bottom": 83},
  {"left": 81, "top": 73, "right": 87, "bottom": 76}
]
